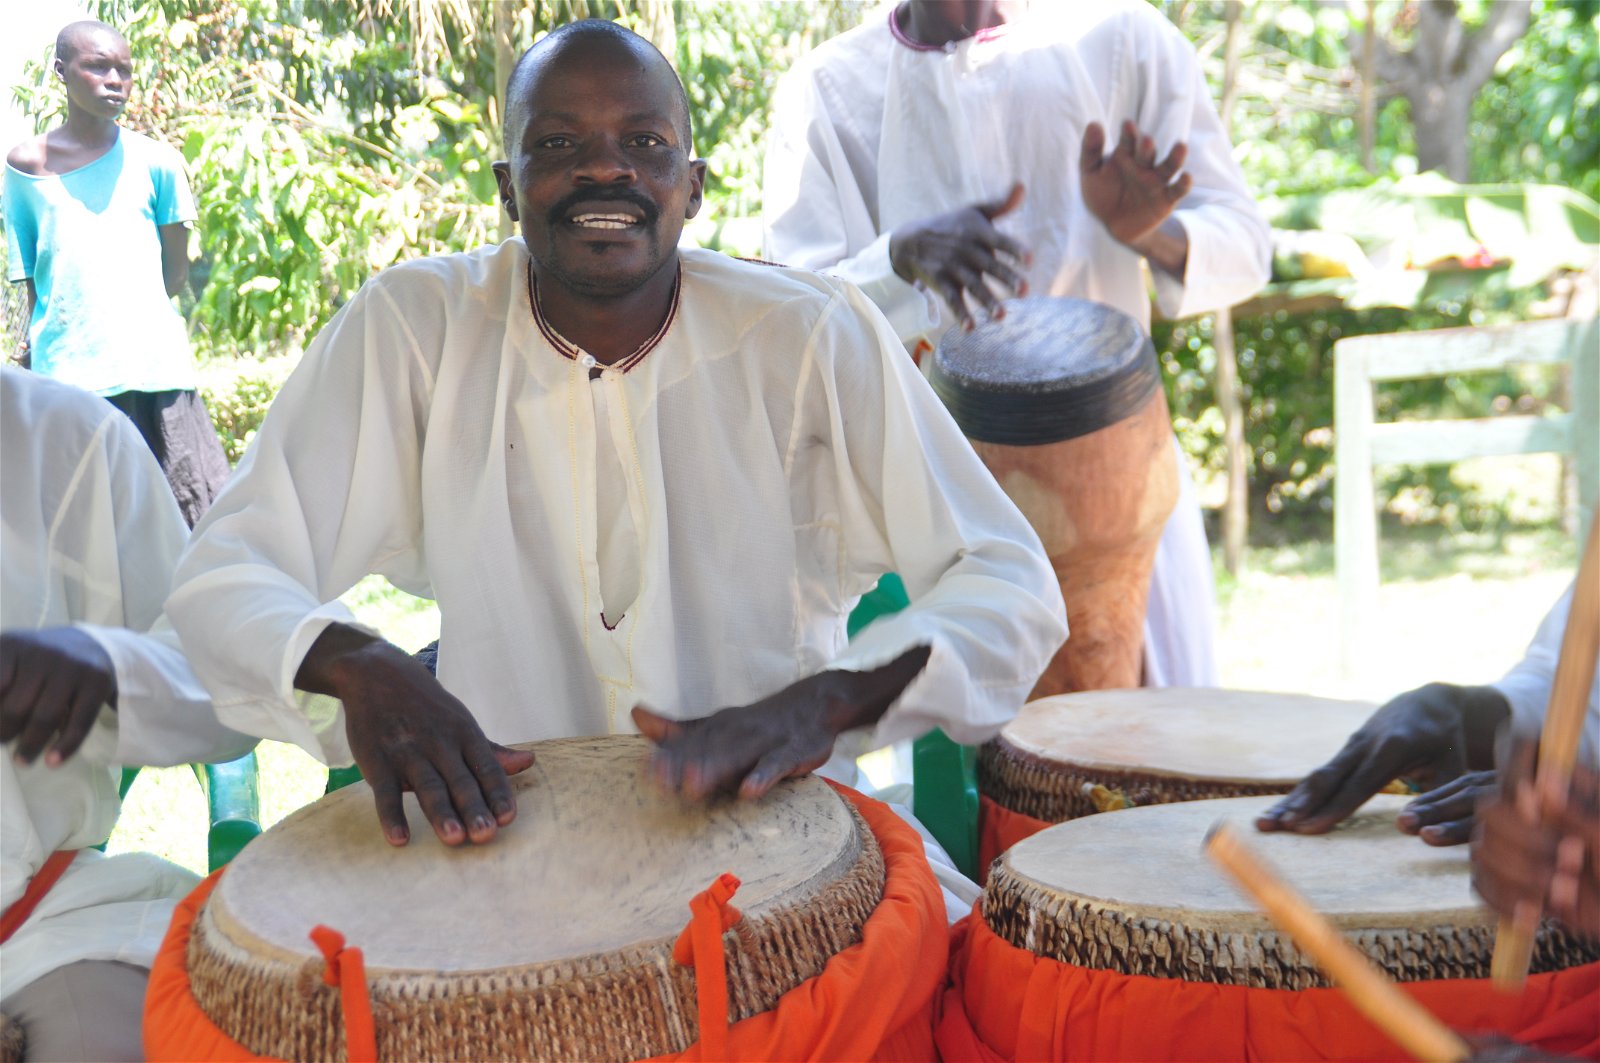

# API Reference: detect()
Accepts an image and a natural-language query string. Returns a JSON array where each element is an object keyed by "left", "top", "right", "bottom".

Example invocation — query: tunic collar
[{"left": 526, "top": 260, "right": 682, "bottom": 375}]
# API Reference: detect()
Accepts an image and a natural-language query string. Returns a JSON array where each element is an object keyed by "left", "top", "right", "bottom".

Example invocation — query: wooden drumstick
[
  {"left": 1205, "top": 824, "right": 1470, "bottom": 1062},
  {"left": 1490, "top": 518, "right": 1600, "bottom": 990}
]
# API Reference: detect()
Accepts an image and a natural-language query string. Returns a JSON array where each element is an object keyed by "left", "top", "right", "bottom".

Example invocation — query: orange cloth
[
  {"left": 144, "top": 784, "right": 946, "bottom": 1063},
  {"left": 308, "top": 925, "right": 376, "bottom": 1063},
  {"left": 938, "top": 904, "right": 1600, "bottom": 1062},
  {"left": 977, "top": 793, "right": 1053, "bottom": 881},
  {"left": 0, "top": 849, "right": 78, "bottom": 944},
  {"left": 671, "top": 872, "right": 744, "bottom": 1061}
]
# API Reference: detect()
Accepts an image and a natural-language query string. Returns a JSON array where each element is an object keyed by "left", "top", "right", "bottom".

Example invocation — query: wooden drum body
[
  {"left": 144, "top": 736, "right": 947, "bottom": 1062},
  {"left": 929, "top": 297, "right": 1178, "bottom": 695},
  {"left": 943, "top": 795, "right": 1600, "bottom": 1061}
]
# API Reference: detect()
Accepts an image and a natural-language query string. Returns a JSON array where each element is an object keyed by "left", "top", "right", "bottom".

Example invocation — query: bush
[{"left": 196, "top": 353, "right": 298, "bottom": 464}]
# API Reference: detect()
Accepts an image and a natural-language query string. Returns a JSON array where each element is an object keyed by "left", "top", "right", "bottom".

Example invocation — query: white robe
[
  {"left": 762, "top": 0, "right": 1272, "bottom": 685},
  {"left": 1489, "top": 579, "right": 1600, "bottom": 765},
  {"left": 166, "top": 240, "right": 1066, "bottom": 799},
  {"left": 0, "top": 367, "right": 252, "bottom": 999}
]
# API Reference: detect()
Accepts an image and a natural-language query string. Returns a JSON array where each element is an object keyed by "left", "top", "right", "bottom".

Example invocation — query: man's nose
[{"left": 573, "top": 137, "right": 635, "bottom": 183}]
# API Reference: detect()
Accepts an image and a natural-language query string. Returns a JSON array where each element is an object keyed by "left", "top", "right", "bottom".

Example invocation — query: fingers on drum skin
[
  {"left": 443, "top": 751, "right": 501, "bottom": 843},
  {"left": 364, "top": 762, "right": 412, "bottom": 847},
  {"left": 1418, "top": 818, "right": 1474, "bottom": 846},
  {"left": 407, "top": 761, "right": 470, "bottom": 846}
]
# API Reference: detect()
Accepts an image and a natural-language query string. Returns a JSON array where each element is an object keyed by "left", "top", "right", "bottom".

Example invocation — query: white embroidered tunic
[{"left": 166, "top": 242, "right": 1068, "bottom": 773}]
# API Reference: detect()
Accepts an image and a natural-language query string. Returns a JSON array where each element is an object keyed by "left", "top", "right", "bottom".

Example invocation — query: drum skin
[{"left": 930, "top": 297, "right": 1178, "bottom": 696}]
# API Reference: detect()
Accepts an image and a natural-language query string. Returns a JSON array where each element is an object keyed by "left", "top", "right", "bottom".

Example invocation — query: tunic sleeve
[
  {"left": 34, "top": 401, "right": 252, "bottom": 767},
  {"left": 804, "top": 282, "right": 1067, "bottom": 746},
  {"left": 761, "top": 70, "right": 940, "bottom": 343},
  {"left": 149, "top": 141, "right": 198, "bottom": 227},
  {"left": 1113, "top": 7, "right": 1270, "bottom": 319},
  {"left": 167, "top": 279, "right": 432, "bottom": 764},
  {"left": 1487, "top": 581, "right": 1600, "bottom": 765}
]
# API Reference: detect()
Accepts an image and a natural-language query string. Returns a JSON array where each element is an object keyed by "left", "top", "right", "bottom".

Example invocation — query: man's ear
[
  {"left": 491, "top": 161, "right": 519, "bottom": 222},
  {"left": 53, "top": 58, "right": 66, "bottom": 81},
  {"left": 684, "top": 158, "right": 708, "bottom": 220}
]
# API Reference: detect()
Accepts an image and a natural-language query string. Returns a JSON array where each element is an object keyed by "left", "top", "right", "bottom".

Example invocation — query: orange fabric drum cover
[
  {"left": 937, "top": 908, "right": 1600, "bottom": 1062},
  {"left": 977, "top": 793, "right": 1051, "bottom": 882},
  {"left": 144, "top": 783, "right": 945, "bottom": 1063}
]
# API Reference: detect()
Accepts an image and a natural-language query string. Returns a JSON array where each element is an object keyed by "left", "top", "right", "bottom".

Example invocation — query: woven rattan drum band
[
  {"left": 980, "top": 689, "right": 1383, "bottom": 822},
  {"left": 184, "top": 736, "right": 886, "bottom": 1062},
  {"left": 983, "top": 794, "right": 1600, "bottom": 991}
]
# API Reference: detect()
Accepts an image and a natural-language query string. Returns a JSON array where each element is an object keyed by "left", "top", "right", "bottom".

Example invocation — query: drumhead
[
  {"left": 1000, "top": 794, "right": 1479, "bottom": 933},
  {"left": 928, "top": 296, "right": 1158, "bottom": 446},
  {"left": 207, "top": 735, "right": 862, "bottom": 973},
  {"left": 1000, "top": 688, "right": 1380, "bottom": 785}
]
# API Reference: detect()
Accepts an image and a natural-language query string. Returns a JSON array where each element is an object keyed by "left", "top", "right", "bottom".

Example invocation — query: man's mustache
[{"left": 547, "top": 188, "right": 660, "bottom": 226}]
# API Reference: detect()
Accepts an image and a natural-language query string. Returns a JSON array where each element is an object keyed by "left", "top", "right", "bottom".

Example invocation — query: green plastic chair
[
  {"left": 114, "top": 750, "right": 263, "bottom": 872},
  {"left": 847, "top": 574, "right": 981, "bottom": 882}
]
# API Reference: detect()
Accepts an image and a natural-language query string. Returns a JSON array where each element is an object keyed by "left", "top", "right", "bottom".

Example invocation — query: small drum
[
  {"left": 944, "top": 795, "right": 1600, "bottom": 1060},
  {"left": 929, "top": 297, "right": 1178, "bottom": 695},
  {"left": 144, "top": 736, "right": 946, "bottom": 1062}
]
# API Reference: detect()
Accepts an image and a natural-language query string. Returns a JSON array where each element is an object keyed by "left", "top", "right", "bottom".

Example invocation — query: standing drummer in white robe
[
  {"left": 164, "top": 21, "right": 1066, "bottom": 915},
  {"left": 762, "top": 0, "right": 1272, "bottom": 686},
  {"left": 0, "top": 367, "right": 252, "bottom": 1061}
]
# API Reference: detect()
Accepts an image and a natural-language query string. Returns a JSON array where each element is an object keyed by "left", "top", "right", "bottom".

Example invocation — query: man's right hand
[
  {"left": 296, "top": 624, "right": 534, "bottom": 847},
  {"left": 1255, "top": 683, "right": 1505, "bottom": 835},
  {"left": 888, "top": 183, "right": 1030, "bottom": 332}
]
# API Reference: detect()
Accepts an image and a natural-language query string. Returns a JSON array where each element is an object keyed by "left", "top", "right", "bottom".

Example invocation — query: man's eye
[
  {"left": 630, "top": 134, "right": 665, "bottom": 148},
  {"left": 538, "top": 137, "right": 573, "bottom": 150}
]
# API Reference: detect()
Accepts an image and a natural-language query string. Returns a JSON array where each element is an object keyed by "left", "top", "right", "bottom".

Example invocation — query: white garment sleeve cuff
[{"left": 832, "top": 234, "right": 942, "bottom": 346}]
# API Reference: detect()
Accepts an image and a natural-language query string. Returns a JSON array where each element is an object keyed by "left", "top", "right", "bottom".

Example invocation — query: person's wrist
[{"left": 887, "top": 230, "right": 914, "bottom": 283}]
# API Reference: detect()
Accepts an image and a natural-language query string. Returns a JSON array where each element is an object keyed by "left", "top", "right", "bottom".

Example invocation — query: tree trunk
[
  {"left": 1215, "top": 0, "right": 1248, "bottom": 575},
  {"left": 1350, "top": 0, "right": 1531, "bottom": 182},
  {"left": 1358, "top": 0, "right": 1376, "bottom": 173}
]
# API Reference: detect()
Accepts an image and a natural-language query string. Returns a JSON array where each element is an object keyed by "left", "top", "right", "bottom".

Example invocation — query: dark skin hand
[
  {"left": 1, "top": 627, "right": 118, "bottom": 767},
  {"left": 1079, "top": 119, "right": 1193, "bottom": 276},
  {"left": 888, "top": 183, "right": 1029, "bottom": 332},
  {"left": 633, "top": 644, "right": 932, "bottom": 800},
  {"left": 1256, "top": 682, "right": 1509, "bottom": 836},
  {"left": 1473, "top": 737, "right": 1600, "bottom": 939},
  {"left": 296, "top": 622, "right": 535, "bottom": 848},
  {"left": 1396, "top": 769, "right": 1497, "bottom": 847}
]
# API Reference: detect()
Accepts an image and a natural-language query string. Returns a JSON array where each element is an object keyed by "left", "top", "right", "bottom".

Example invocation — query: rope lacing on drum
[
  {"left": 310, "top": 925, "right": 377, "bottom": 1063},
  {"left": 672, "top": 872, "right": 743, "bottom": 1061}
]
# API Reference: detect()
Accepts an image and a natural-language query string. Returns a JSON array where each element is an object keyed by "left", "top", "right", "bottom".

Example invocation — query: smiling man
[
  {"left": 4, "top": 20, "right": 231, "bottom": 527},
  {"left": 165, "top": 22, "right": 1065, "bottom": 889}
]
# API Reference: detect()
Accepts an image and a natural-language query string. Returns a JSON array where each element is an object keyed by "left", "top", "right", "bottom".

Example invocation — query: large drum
[
  {"left": 929, "top": 297, "right": 1178, "bottom": 695},
  {"left": 941, "top": 795, "right": 1600, "bottom": 1060},
  {"left": 144, "top": 736, "right": 946, "bottom": 1062},
  {"left": 976, "top": 688, "right": 1382, "bottom": 870}
]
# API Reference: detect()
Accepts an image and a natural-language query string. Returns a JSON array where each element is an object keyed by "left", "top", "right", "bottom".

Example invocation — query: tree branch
[{"left": 1461, "top": 0, "right": 1533, "bottom": 88}]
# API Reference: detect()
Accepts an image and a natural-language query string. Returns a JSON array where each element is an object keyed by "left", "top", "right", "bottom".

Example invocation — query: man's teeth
[{"left": 572, "top": 214, "right": 638, "bottom": 229}]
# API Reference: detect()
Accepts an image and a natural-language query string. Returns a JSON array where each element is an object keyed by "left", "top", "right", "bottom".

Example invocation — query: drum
[
  {"left": 144, "top": 736, "right": 947, "bottom": 1062},
  {"left": 942, "top": 795, "right": 1600, "bottom": 1061},
  {"left": 929, "top": 297, "right": 1178, "bottom": 695},
  {"left": 976, "top": 688, "right": 1382, "bottom": 870}
]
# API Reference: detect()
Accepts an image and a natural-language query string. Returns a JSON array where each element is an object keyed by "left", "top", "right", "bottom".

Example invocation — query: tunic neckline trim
[
  {"left": 887, "top": 5, "right": 1011, "bottom": 53},
  {"left": 526, "top": 260, "right": 682, "bottom": 375}
]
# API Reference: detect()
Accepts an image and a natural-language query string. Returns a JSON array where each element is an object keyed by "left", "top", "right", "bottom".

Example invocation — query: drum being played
[
  {"left": 929, "top": 296, "right": 1178, "bottom": 696},
  {"left": 976, "top": 688, "right": 1382, "bottom": 870},
  {"left": 144, "top": 736, "right": 947, "bottom": 1062},
  {"left": 941, "top": 795, "right": 1600, "bottom": 1061}
]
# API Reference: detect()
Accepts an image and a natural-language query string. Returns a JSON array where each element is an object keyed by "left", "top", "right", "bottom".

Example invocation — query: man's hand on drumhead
[
  {"left": 633, "top": 645, "right": 932, "bottom": 801},
  {"left": 298, "top": 624, "right": 535, "bottom": 847},
  {"left": 0, "top": 627, "right": 118, "bottom": 767},
  {"left": 1254, "top": 683, "right": 1479, "bottom": 835},
  {"left": 888, "top": 183, "right": 1031, "bottom": 332},
  {"left": 1079, "top": 120, "right": 1192, "bottom": 249}
]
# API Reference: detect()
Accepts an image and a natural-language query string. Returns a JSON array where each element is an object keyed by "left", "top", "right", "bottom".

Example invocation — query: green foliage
[{"left": 195, "top": 353, "right": 295, "bottom": 463}]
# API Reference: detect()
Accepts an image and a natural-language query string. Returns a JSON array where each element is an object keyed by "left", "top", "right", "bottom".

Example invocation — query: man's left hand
[
  {"left": 632, "top": 645, "right": 932, "bottom": 800},
  {"left": 0, "top": 627, "right": 117, "bottom": 766},
  {"left": 1079, "top": 120, "right": 1192, "bottom": 249}
]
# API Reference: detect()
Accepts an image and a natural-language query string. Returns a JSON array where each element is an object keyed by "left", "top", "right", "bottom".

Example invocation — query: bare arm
[{"left": 158, "top": 223, "right": 189, "bottom": 298}]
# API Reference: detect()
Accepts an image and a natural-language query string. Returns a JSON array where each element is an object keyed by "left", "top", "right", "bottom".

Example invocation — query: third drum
[{"left": 940, "top": 794, "right": 1600, "bottom": 1061}]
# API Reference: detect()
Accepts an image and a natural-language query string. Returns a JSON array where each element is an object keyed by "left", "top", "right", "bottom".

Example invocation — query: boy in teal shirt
[{"left": 5, "top": 20, "right": 229, "bottom": 526}]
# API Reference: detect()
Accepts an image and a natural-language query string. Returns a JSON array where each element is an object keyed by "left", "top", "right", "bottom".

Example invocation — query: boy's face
[{"left": 56, "top": 30, "right": 132, "bottom": 121}]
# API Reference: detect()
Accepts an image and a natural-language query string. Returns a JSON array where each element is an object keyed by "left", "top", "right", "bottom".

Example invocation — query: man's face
[
  {"left": 493, "top": 39, "right": 706, "bottom": 300},
  {"left": 56, "top": 31, "right": 132, "bottom": 121}
]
